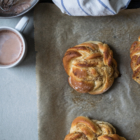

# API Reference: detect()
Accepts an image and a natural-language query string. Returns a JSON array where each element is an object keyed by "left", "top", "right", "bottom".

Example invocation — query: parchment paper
[{"left": 34, "top": 4, "right": 140, "bottom": 140}]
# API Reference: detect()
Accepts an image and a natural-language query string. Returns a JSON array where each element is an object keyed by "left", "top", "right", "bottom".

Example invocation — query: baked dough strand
[
  {"left": 63, "top": 41, "right": 119, "bottom": 94},
  {"left": 64, "top": 116, "right": 126, "bottom": 140},
  {"left": 130, "top": 36, "right": 140, "bottom": 84}
]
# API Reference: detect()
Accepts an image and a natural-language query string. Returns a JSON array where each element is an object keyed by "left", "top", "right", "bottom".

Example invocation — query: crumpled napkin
[{"left": 52, "top": 0, "right": 131, "bottom": 16}]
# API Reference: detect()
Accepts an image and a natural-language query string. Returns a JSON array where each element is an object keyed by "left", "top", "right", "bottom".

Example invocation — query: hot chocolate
[{"left": 0, "top": 30, "right": 23, "bottom": 65}]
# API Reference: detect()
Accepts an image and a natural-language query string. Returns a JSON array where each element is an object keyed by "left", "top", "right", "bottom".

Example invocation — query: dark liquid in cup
[{"left": 0, "top": 30, "right": 23, "bottom": 65}]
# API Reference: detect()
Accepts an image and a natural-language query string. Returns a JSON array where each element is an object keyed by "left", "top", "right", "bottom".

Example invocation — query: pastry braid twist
[
  {"left": 63, "top": 41, "right": 119, "bottom": 94},
  {"left": 64, "top": 116, "right": 126, "bottom": 140},
  {"left": 130, "top": 37, "right": 140, "bottom": 84}
]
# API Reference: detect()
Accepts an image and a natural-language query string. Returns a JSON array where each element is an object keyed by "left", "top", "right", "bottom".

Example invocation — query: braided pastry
[
  {"left": 64, "top": 116, "right": 126, "bottom": 140},
  {"left": 63, "top": 41, "right": 119, "bottom": 95},
  {"left": 130, "top": 37, "right": 140, "bottom": 84}
]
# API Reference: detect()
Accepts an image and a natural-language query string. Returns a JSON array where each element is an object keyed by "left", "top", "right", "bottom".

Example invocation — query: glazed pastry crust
[
  {"left": 130, "top": 36, "right": 140, "bottom": 84},
  {"left": 64, "top": 116, "right": 126, "bottom": 140},
  {"left": 63, "top": 41, "right": 119, "bottom": 94}
]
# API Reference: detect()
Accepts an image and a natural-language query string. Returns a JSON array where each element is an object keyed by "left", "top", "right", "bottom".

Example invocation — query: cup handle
[{"left": 15, "top": 16, "right": 29, "bottom": 33}]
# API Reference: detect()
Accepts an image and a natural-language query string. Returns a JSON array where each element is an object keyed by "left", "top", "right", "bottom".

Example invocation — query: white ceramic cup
[{"left": 0, "top": 16, "right": 29, "bottom": 68}]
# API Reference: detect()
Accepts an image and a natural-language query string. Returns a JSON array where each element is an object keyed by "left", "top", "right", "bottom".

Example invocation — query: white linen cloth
[{"left": 52, "top": 0, "right": 131, "bottom": 16}]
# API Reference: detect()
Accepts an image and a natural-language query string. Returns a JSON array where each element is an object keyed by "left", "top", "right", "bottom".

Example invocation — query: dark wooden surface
[
  {"left": 40, "top": 0, "right": 140, "bottom": 9},
  {"left": 128, "top": 0, "right": 140, "bottom": 8}
]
